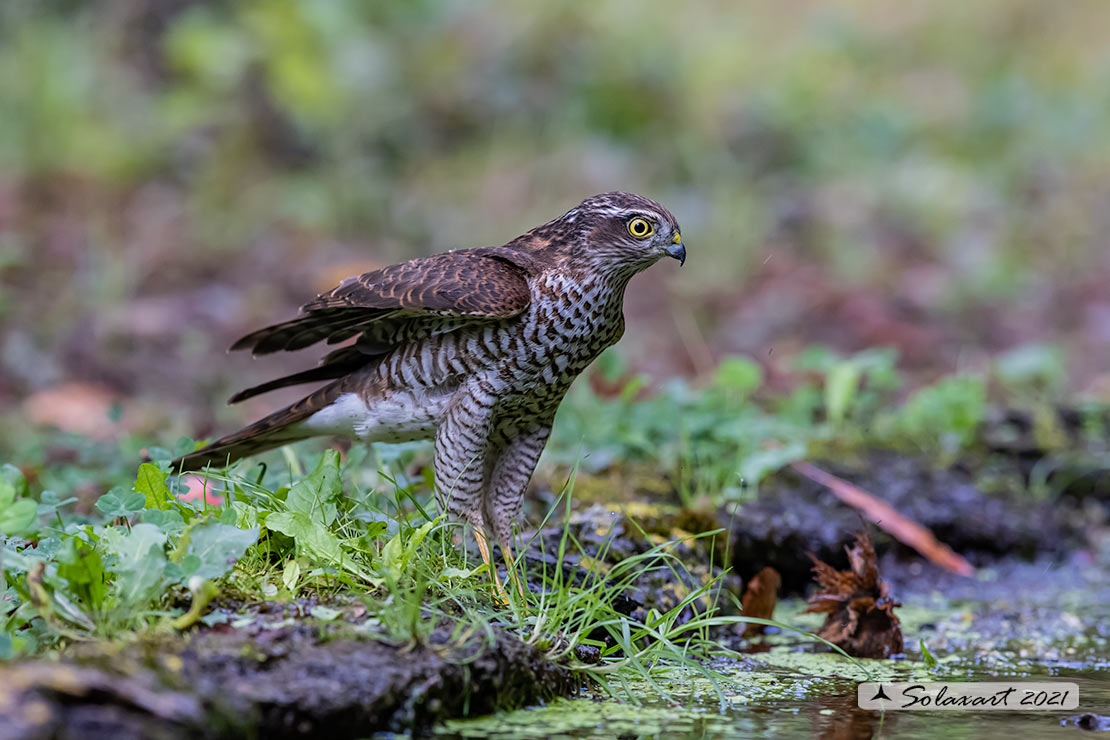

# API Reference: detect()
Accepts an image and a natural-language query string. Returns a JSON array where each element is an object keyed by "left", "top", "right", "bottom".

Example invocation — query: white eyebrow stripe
[{"left": 592, "top": 205, "right": 662, "bottom": 221}]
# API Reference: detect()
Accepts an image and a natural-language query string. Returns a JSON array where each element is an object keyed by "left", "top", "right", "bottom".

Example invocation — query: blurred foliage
[
  {"left": 2, "top": 0, "right": 1110, "bottom": 460},
  {"left": 3, "top": 1, "right": 1110, "bottom": 298},
  {"left": 550, "top": 345, "right": 1108, "bottom": 503},
  {"left": 2, "top": 2, "right": 1107, "bottom": 241}
]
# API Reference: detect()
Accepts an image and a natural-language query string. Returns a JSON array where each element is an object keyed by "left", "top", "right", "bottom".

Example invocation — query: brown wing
[
  {"left": 302, "top": 248, "right": 532, "bottom": 315},
  {"left": 225, "top": 248, "right": 533, "bottom": 403}
]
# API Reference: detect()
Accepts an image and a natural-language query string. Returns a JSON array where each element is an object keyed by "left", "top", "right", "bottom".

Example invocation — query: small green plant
[
  {"left": 995, "top": 343, "right": 1067, "bottom": 400},
  {"left": 879, "top": 374, "right": 987, "bottom": 459},
  {"left": 920, "top": 638, "right": 939, "bottom": 670},
  {"left": 1, "top": 463, "right": 259, "bottom": 653},
  {"left": 0, "top": 465, "right": 37, "bottom": 537},
  {"left": 793, "top": 346, "right": 901, "bottom": 425}
]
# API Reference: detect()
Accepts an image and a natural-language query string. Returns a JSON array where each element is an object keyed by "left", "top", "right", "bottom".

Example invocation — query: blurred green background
[{"left": 1, "top": 0, "right": 1109, "bottom": 449}]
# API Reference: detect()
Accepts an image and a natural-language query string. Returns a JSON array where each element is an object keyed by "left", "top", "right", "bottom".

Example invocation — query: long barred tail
[
  {"left": 171, "top": 380, "right": 346, "bottom": 473},
  {"left": 171, "top": 427, "right": 309, "bottom": 473}
]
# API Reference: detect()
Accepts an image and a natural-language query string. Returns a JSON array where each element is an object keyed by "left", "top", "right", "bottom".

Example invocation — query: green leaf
[
  {"left": 378, "top": 518, "right": 438, "bottom": 581},
  {"left": 0, "top": 477, "right": 14, "bottom": 509},
  {"left": 1, "top": 464, "right": 29, "bottom": 499},
  {"left": 310, "top": 605, "right": 342, "bottom": 621},
  {"left": 232, "top": 501, "right": 259, "bottom": 529},
  {"left": 738, "top": 443, "right": 807, "bottom": 490},
  {"left": 95, "top": 487, "right": 146, "bottom": 518},
  {"left": 825, "top": 361, "right": 862, "bottom": 424},
  {"left": 282, "top": 559, "right": 302, "bottom": 593},
  {"left": 714, "top": 356, "right": 763, "bottom": 395},
  {"left": 134, "top": 463, "right": 172, "bottom": 511},
  {"left": 140, "top": 508, "right": 186, "bottom": 537},
  {"left": 55, "top": 536, "right": 107, "bottom": 612},
  {"left": 51, "top": 589, "right": 95, "bottom": 630},
  {"left": 440, "top": 564, "right": 487, "bottom": 580},
  {"left": 184, "top": 521, "right": 259, "bottom": 581},
  {"left": 103, "top": 523, "right": 168, "bottom": 608},
  {"left": 0, "top": 546, "right": 40, "bottom": 573},
  {"left": 37, "top": 490, "right": 78, "bottom": 518},
  {"left": 0, "top": 464, "right": 35, "bottom": 534},
  {"left": 103, "top": 523, "right": 167, "bottom": 568},
  {"left": 166, "top": 554, "right": 202, "bottom": 581},
  {"left": 143, "top": 446, "right": 174, "bottom": 462},
  {"left": 920, "top": 638, "right": 939, "bottom": 670},
  {"left": 0, "top": 497, "right": 37, "bottom": 536},
  {"left": 265, "top": 511, "right": 342, "bottom": 563},
  {"left": 286, "top": 450, "right": 342, "bottom": 525}
]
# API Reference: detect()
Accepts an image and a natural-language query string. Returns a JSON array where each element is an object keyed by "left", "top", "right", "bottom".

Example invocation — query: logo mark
[{"left": 870, "top": 685, "right": 892, "bottom": 702}]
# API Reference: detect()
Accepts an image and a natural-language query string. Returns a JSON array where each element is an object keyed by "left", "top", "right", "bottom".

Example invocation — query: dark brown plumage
[
  {"left": 173, "top": 192, "right": 685, "bottom": 595},
  {"left": 224, "top": 250, "right": 533, "bottom": 403}
]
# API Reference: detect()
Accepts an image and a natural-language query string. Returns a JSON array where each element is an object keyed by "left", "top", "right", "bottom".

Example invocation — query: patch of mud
[
  {"left": 730, "top": 452, "right": 1089, "bottom": 592},
  {"left": 0, "top": 623, "right": 577, "bottom": 739}
]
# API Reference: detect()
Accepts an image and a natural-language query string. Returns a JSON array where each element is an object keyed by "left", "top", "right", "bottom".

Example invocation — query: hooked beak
[{"left": 666, "top": 232, "right": 686, "bottom": 266}]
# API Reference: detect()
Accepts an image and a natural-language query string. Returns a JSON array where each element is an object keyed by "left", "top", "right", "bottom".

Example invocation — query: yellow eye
[{"left": 627, "top": 218, "right": 654, "bottom": 239}]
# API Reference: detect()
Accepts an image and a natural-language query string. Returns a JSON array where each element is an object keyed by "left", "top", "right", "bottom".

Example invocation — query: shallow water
[
  {"left": 439, "top": 670, "right": 1108, "bottom": 739},
  {"left": 440, "top": 558, "right": 1110, "bottom": 739}
]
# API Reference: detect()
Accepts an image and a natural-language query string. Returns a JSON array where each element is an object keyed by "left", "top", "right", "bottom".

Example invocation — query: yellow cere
[{"left": 673, "top": 232, "right": 682, "bottom": 245}]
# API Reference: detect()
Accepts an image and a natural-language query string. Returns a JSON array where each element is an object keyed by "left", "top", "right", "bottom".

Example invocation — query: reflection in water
[{"left": 813, "top": 694, "right": 882, "bottom": 740}]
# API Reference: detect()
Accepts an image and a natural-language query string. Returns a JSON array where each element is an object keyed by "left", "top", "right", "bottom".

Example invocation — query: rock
[{"left": 1065, "top": 712, "right": 1110, "bottom": 731}]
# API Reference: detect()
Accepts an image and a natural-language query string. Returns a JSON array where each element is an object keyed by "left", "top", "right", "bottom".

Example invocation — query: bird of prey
[{"left": 172, "top": 191, "right": 685, "bottom": 595}]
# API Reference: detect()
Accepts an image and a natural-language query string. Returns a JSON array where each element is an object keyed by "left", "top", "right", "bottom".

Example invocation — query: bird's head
[{"left": 543, "top": 192, "right": 685, "bottom": 275}]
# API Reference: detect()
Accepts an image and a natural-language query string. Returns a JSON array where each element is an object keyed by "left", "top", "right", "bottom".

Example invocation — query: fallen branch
[{"left": 790, "top": 461, "right": 975, "bottom": 577}]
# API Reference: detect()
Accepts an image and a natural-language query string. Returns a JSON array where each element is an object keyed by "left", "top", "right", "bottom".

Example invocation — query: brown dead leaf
[
  {"left": 587, "top": 367, "right": 647, "bottom": 400},
  {"left": 804, "top": 530, "right": 903, "bottom": 659},
  {"left": 24, "top": 382, "right": 126, "bottom": 439},
  {"left": 740, "top": 566, "right": 781, "bottom": 638},
  {"left": 790, "top": 461, "right": 975, "bottom": 577}
]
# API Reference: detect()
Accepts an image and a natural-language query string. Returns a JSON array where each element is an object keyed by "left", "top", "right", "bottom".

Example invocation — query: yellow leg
[
  {"left": 472, "top": 526, "right": 507, "bottom": 601},
  {"left": 499, "top": 536, "right": 526, "bottom": 600}
]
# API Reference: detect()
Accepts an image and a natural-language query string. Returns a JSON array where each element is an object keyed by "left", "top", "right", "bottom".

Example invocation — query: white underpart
[{"left": 299, "top": 390, "right": 449, "bottom": 443}]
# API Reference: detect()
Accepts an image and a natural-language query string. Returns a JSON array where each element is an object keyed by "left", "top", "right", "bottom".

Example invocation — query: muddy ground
[{"left": 730, "top": 450, "right": 1092, "bottom": 592}]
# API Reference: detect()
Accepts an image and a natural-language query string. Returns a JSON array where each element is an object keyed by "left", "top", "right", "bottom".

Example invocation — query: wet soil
[
  {"left": 522, "top": 449, "right": 1101, "bottom": 611},
  {"left": 0, "top": 623, "right": 577, "bottom": 739},
  {"left": 730, "top": 450, "right": 1099, "bottom": 593}
]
